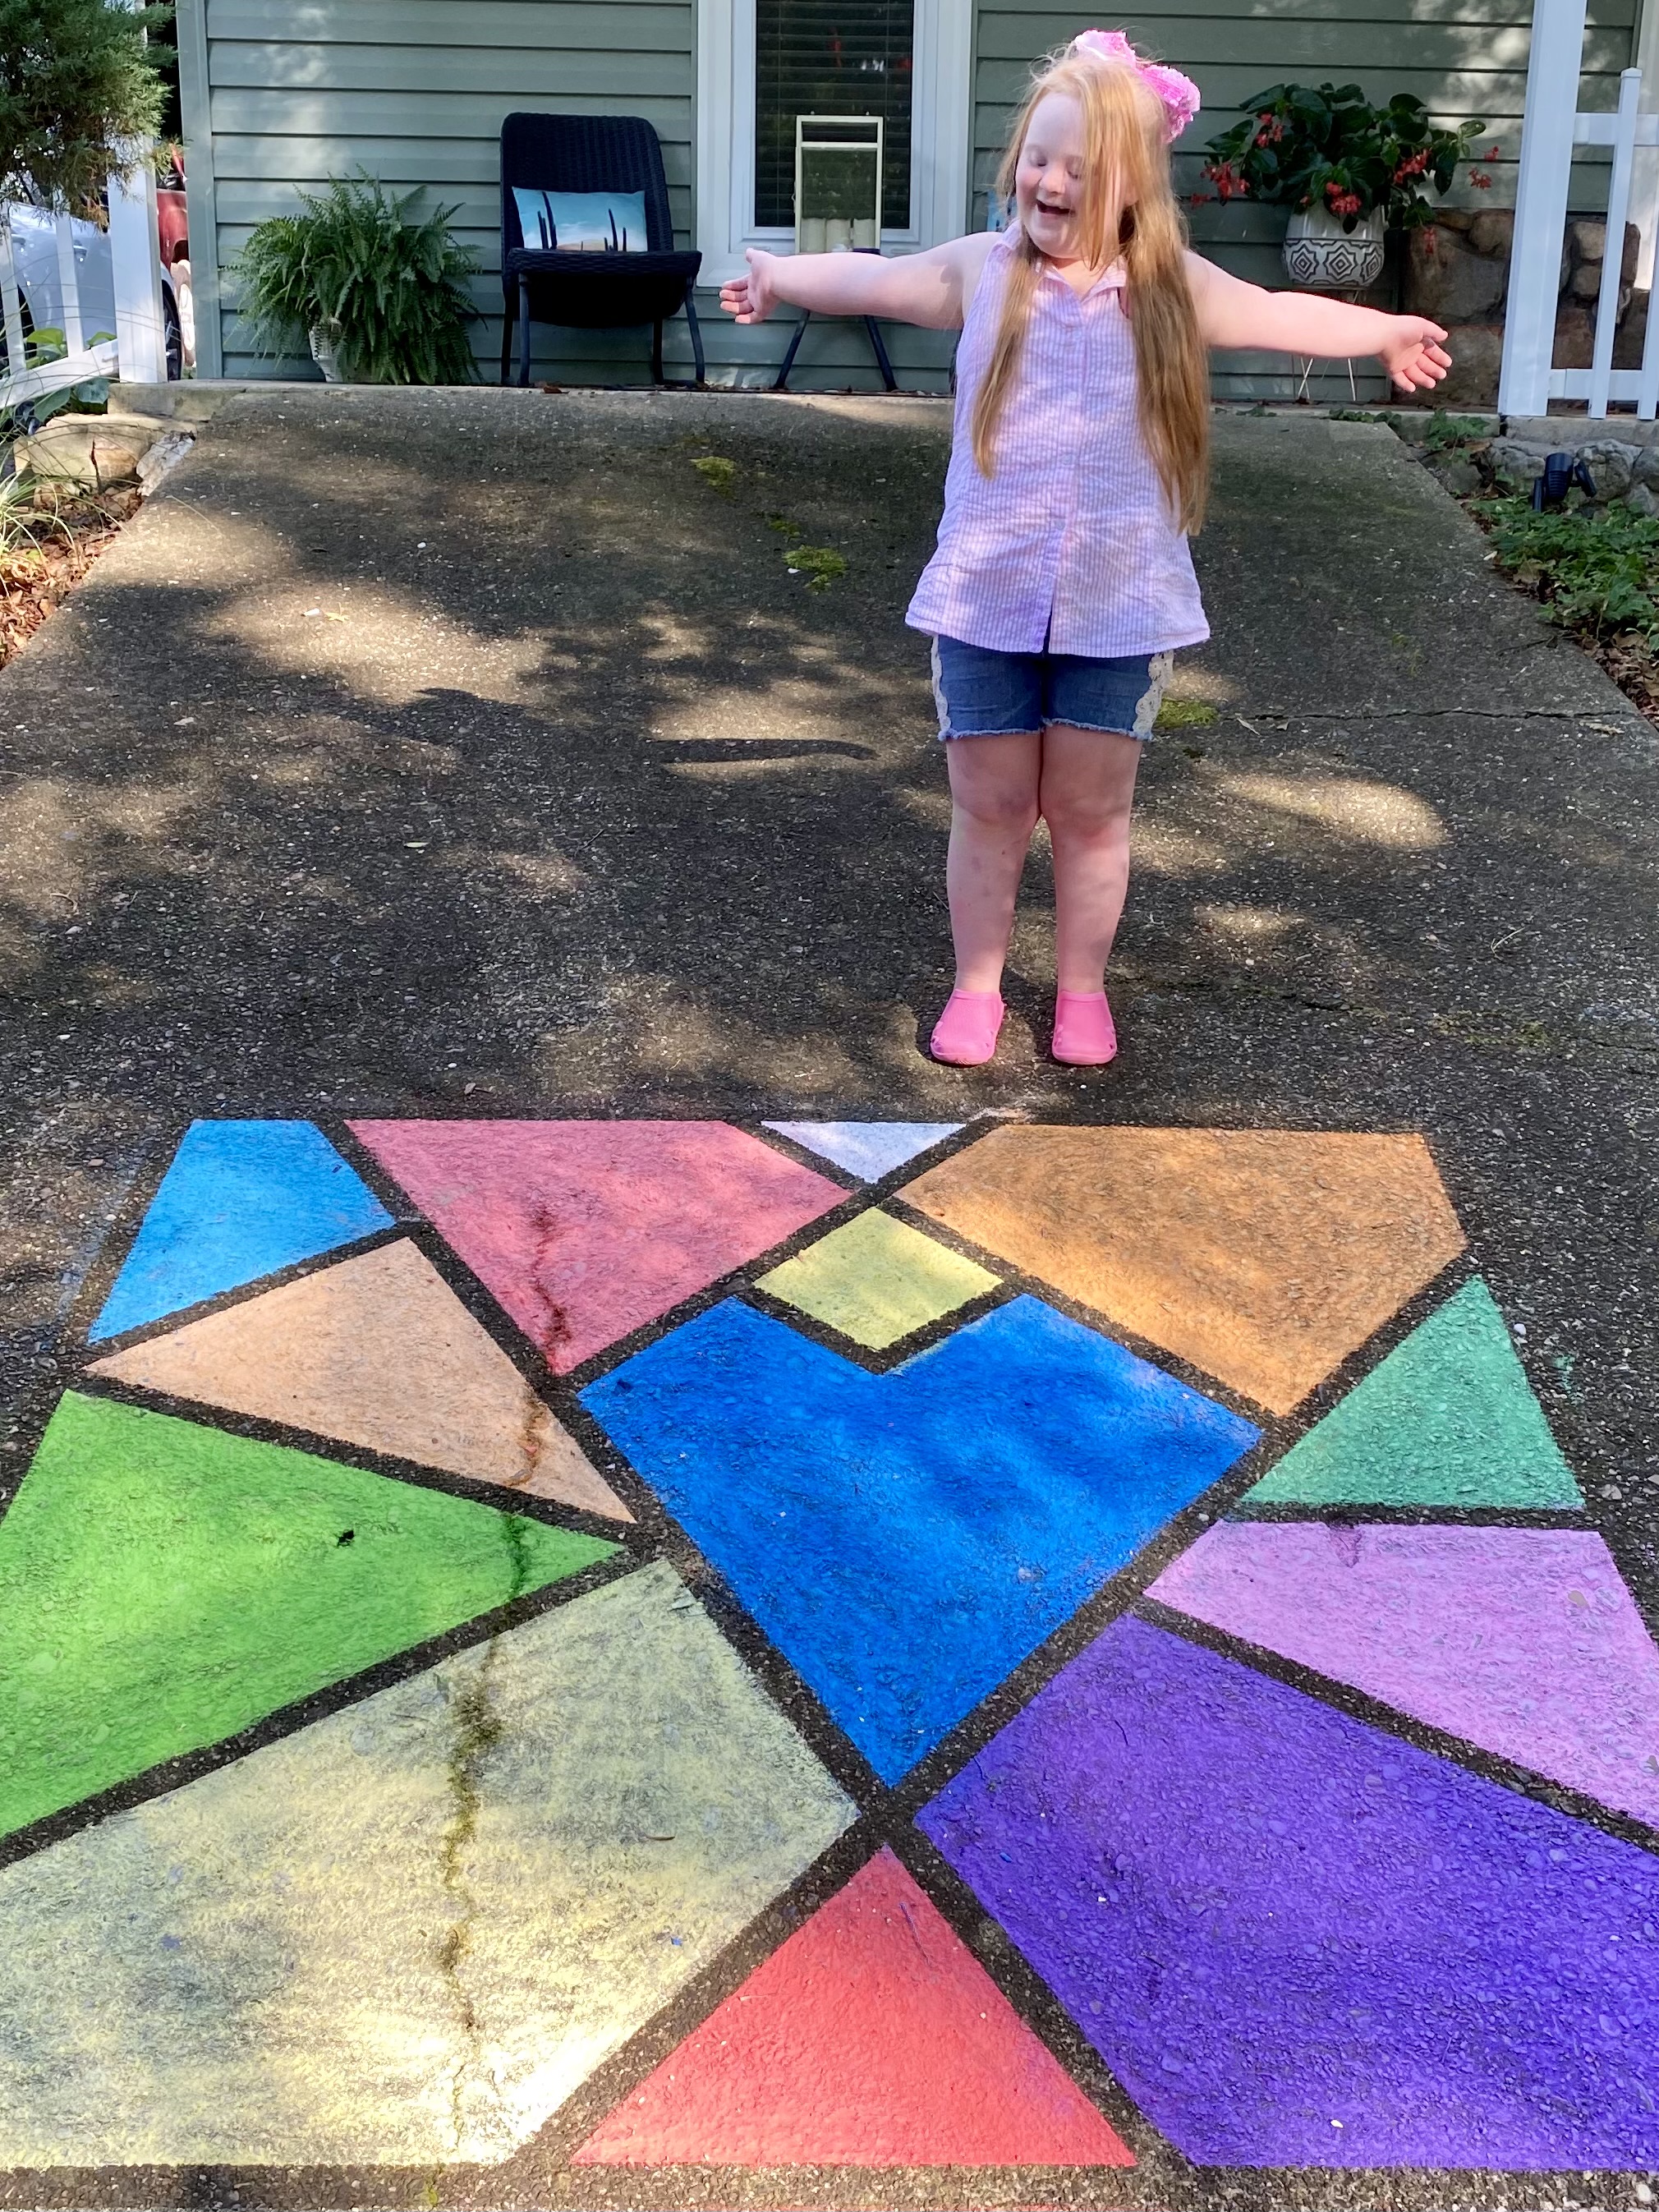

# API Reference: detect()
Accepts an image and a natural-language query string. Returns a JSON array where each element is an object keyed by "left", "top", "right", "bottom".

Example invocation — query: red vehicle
[{"left": 157, "top": 147, "right": 189, "bottom": 273}]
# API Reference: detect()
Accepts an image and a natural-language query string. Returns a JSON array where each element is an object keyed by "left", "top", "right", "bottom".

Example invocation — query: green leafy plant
[
  {"left": 230, "top": 174, "right": 478, "bottom": 384},
  {"left": 1202, "top": 85, "right": 1488, "bottom": 232},
  {"left": 2, "top": 328, "right": 112, "bottom": 440},
  {"left": 1421, "top": 412, "right": 1491, "bottom": 453},
  {"left": 1472, "top": 493, "right": 1659, "bottom": 642},
  {"left": 0, "top": 0, "right": 168, "bottom": 214}
]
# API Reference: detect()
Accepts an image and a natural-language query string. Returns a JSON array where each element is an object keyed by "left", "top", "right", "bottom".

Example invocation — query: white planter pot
[
  {"left": 308, "top": 323, "right": 345, "bottom": 382},
  {"left": 1282, "top": 208, "right": 1386, "bottom": 292}
]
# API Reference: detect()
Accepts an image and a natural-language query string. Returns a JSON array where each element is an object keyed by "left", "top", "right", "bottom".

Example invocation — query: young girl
[{"left": 721, "top": 32, "right": 1451, "bottom": 1065}]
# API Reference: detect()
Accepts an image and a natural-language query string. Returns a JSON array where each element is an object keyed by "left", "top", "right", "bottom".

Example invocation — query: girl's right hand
[{"left": 719, "top": 248, "right": 777, "bottom": 324}]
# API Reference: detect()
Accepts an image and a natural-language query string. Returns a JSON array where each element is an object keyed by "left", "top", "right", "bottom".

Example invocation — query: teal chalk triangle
[
  {"left": 1239, "top": 1279, "right": 1583, "bottom": 1511},
  {"left": 90, "top": 1122, "right": 394, "bottom": 1341}
]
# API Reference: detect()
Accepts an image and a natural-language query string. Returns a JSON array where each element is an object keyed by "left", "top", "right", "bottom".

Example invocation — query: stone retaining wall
[{"left": 1399, "top": 210, "right": 1645, "bottom": 409}]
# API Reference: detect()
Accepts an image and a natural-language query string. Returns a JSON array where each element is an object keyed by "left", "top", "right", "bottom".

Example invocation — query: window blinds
[{"left": 753, "top": 0, "right": 915, "bottom": 232}]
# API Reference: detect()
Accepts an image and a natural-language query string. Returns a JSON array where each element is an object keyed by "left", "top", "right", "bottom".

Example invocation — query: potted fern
[{"left": 231, "top": 174, "right": 478, "bottom": 383}]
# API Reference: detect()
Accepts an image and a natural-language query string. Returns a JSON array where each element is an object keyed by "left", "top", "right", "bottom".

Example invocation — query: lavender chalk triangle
[
  {"left": 1239, "top": 1278, "right": 1581, "bottom": 1510},
  {"left": 1151, "top": 1520, "right": 1659, "bottom": 1826},
  {"left": 763, "top": 1122, "right": 963, "bottom": 1183},
  {"left": 90, "top": 1122, "right": 393, "bottom": 1341}
]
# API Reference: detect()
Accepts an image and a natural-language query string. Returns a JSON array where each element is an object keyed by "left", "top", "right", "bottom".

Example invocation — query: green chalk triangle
[
  {"left": 1239, "top": 1279, "right": 1583, "bottom": 1511},
  {"left": 0, "top": 1392, "right": 617, "bottom": 1839}
]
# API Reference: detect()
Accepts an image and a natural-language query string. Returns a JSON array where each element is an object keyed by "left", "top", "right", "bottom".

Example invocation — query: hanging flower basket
[{"left": 1201, "top": 84, "right": 1491, "bottom": 284}]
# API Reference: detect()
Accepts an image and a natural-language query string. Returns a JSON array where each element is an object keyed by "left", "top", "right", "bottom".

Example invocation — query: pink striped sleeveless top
[{"left": 905, "top": 229, "right": 1209, "bottom": 658}]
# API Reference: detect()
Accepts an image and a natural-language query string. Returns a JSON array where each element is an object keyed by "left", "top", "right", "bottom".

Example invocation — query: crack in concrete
[{"left": 434, "top": 1513, "right": 533, "bottom": 2156}]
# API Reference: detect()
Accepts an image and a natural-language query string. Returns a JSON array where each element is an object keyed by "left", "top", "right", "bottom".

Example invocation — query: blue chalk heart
[{"left": 584, "top": 1295, "right": 1258, "bottom": 1780}]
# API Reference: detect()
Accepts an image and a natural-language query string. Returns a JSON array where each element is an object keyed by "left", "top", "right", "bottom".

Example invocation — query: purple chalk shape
[
  {"left": 1149, "top": 1520, "right": 1659, "bottom": 1828},
  {"left": 918, "top": 1613, "right": 1659, "bottom": 2168}
]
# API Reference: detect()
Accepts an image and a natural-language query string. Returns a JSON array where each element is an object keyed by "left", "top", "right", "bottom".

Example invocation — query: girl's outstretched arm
[
  {"left": 1184, "top": 251, "right": 1452, "bottom": 393},
  {"left": 720, "top": 234, "right": 995, "bottom": 332}
]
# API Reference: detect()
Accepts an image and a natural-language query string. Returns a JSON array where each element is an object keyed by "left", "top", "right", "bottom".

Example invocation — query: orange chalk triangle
[
  {"left": 88, "top": 1239, "right": 632, "bottom": 1523},
  {"left": 574, "top": 1848, "right": 1133, "bottom": 2167}
]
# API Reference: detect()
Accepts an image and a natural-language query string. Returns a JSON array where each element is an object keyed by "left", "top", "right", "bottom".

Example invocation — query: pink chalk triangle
[
  {"left": 1151, "top": 1520, "right": 1659, "bottom": 1826},
  {"left": 574, "top": 1848, "right": 1133, "bottom": 2168},
  {"left": 347, "top": 1120, "right": 843, "bottom": 1373}
]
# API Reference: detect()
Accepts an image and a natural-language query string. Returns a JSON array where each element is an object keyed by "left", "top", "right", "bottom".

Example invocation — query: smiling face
[{"left": 1015, "top": 90, "right": 1118, "bottom": 265}]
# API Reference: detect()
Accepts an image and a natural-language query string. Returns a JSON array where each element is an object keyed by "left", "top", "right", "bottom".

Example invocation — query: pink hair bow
[{"left": 1070, "top": 28, "right": 1201, "bottom": 142}]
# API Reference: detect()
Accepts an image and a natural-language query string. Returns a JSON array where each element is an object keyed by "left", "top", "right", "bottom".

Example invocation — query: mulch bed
[{"left": 0, "top": 485, "right": 141, "bottom": 669}]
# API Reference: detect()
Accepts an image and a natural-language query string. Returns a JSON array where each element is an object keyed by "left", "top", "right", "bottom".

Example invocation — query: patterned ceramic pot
[
  {"left": 308, "top": 322, "right": 345, "bottom": 382},
  {"left": 1281, "top": 208, "right": 1386, "bottom": 292}
]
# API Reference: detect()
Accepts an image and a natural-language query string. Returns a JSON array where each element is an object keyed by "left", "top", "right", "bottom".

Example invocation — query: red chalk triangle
[
  {"left": 574, "top": 1848, "right": 1134, "bottom": 2168},
  {"left": 347, "top": 1120, "right": 843, "bottom": 1373}
]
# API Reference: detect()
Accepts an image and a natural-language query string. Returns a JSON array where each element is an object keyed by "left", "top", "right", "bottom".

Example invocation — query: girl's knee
[
  {"left": 1041, "top": 786, "right": 1133, "bottom": 841},
  {"left": 956, "top": 786, "right": 1041, "bottom": 837}
]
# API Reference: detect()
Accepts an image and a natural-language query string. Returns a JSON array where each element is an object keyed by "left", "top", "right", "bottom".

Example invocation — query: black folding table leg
[
  {"left": 499, "top": 292, "right": 513, "bottom": 384},
  {"left": 773, "top": 310, "right": 811, "bottom": 392},
  {"left": 650, "top": 320, "right": 664, "bottom": 384},
  {"left": 685, "top": 288, "right": 706, "bottom": 385},
  {"left": 863, "top": 315, "right": 898, "bottom": 392},
  {"left": 517, "top": 277, "right": 533, "bottom": 387}
]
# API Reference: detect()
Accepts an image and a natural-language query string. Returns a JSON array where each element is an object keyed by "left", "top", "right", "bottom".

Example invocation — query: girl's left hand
[{"left": 1378, "top": 317, "right": 1453, "bottom": 392}]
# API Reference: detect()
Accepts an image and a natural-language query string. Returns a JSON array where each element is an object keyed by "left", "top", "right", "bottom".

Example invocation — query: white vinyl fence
[
  {"left": 1500, "top": 0, "right": 1659, "bottom": 416},
  {"left": 1, "top": 154, "right": 168, "bottom": 413}
]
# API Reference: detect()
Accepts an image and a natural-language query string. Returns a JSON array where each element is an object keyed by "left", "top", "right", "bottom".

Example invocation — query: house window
[
  {"left": 695, "top": 0, "right": 969, "bottom": 284},
  {"left": 753, "top": 0, "right": 914, "bottom": 232}
]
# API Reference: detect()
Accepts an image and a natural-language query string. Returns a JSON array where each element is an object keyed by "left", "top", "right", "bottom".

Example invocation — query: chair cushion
[
  {"left": 512, "top": 187, "right": 649, "bottom": 252},
  {"left": 504, "top": 246, "right": 703, "bottom": 329}
]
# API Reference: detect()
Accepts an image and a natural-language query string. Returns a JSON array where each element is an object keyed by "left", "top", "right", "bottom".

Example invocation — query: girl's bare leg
[
  {"left": 944, "top": 732, "right": 1043, "bottom": 991},
  {"left": 1038, "top": 724, "right": 1143, "bottom": 992}
]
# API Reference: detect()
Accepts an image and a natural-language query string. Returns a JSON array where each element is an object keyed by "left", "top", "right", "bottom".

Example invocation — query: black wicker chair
[{"left": 499, "top": 113, "right": 705, "bottom": 387}]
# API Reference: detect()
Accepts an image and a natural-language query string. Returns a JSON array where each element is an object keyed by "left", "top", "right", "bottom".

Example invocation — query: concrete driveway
[{"left": 0, "top": 388, "right": 1657, "bottom": 2211}]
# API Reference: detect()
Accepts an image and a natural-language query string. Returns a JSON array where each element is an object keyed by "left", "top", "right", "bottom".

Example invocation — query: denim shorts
[{"left": 930, "top": 634, "right": 1174, "bottom": 742}]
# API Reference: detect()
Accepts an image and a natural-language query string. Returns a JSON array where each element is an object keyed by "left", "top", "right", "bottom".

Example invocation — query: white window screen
[{"left": 753, "top": 0, "right": 915, "bottom": 231}]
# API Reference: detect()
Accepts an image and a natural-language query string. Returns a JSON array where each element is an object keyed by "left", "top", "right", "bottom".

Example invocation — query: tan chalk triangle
[{"left": 88, "top": 1238, "right": 633, "bottom": 1523}]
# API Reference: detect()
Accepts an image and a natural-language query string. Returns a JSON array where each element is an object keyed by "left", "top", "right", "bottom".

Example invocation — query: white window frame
[{"left": 696, "top": 0, "right": 972, "bottom": 285}]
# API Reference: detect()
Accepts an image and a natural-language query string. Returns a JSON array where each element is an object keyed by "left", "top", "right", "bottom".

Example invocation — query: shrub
[{"left": 0, "top": 0, "right": 168, "bottom": 214}]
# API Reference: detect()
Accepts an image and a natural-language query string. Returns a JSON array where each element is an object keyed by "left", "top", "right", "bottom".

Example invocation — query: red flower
[
  {"left": 1393, "top": 149, "right": 1429, "bottom": 182},
  {"left": 1469, "top": 169, "right": 1494, "bottom": 190},
  {"left": 1324, "top": 182, "right": 1363, "bottom": 216},
  {"left": 1203, "top": 158, "right": 1248, "bottom": 201}
]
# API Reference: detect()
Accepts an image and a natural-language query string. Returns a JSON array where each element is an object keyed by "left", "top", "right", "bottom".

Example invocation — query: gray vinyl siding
[
  {"left": 191, "top": 0, "right": 701, "bottom": 382},
  {"left": 977, "top": 0, "right": 1638, "bottom": 399},
  {"left": 180, "top": 0, "right": 1637, "bottom": 393},
  {"left": 186, "top": 0, "right": 952, "bottom": 388}
]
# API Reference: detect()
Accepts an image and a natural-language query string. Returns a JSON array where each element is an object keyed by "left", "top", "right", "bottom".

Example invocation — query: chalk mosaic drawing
[{"left": 2, "top": 1111, "right": 1654, "bottom": 2197}]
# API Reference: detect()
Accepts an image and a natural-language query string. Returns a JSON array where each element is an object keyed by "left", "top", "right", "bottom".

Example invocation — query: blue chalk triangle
[
  {"left": 90, "top": 1121, "right": 394, "bottom": 1341},
  {"left": 764, "top": 1121, "right": 964, "bottom": 1182}
]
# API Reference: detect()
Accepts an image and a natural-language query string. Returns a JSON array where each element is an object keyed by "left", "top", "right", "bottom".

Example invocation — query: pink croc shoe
[
  {"left": 930, "top": 990, "right": 1004, "bottom": 1065},
  {"left": 1052, "top": 991, "right": 1117, "bottom": 1066}
]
